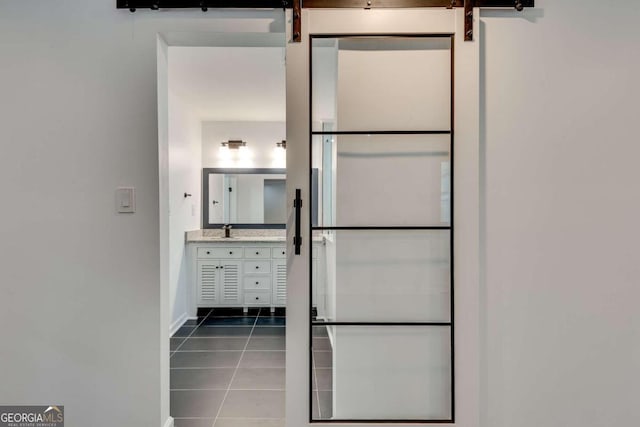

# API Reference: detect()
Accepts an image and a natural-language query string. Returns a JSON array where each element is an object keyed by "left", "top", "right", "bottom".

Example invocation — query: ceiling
[{"left": 168, "top": 45, "right": 286, "bottom": 122}]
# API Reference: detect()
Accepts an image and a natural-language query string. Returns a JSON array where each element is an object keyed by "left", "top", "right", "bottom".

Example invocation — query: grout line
[
  {"left": 198, "top": 325, "right": 254, "bottom": 328},
  {"left": 170, "top": 367, "right": 236, "bottom": 370},
  {"left": 173, "top": 337, "right": 252, "bottom": 340},
  {"left": 171, "top": 366, "right": 285, "bottom": 370},
  {"left": 172, "top": 349, "right": 284, "bottom": 353},
  {"left": 171, "top": 367, "right": 238, "bottom": 370},
  {"left": 173, "top": 336, "right": 282, "bottom": 340},
  {"left": 171, "top": 388, "right": 229, "bottom": 391},
  {"left": 172, "top": 417, "right": 215, "bottom": 422},
  {"left": 312, "top": 351, "right": 322, "bottom": 419},
  {"left": 212, "top": 308, "right": 261, "bottom": 425},
  {"left": 171, "top": 309, "right": 216, "bottom": 357},
  {"left": 201, "top": 325, "right": 286, "bottom": 330},
  {"left": 171, "top": 388, "right": 285, "bottom": 391},
  {"left": 214, "top": 417, "right": 283, "bottom": 420}
]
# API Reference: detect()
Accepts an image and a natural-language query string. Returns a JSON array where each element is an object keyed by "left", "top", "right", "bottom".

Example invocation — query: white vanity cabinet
[
  {"left": 243, "top": 247, "right": 273, "bottom": 307},
  {"left": 191, "top": 242, "right": 287, "bottom": 312},
  {"left": 272, "top": 260, "right": 287, "bottom": 306},
  {"left": 189, "top": 238, "right": 323, "bottom": 313},
  {"left": 272, "top": 246, "right": 287, "bottom": 306},
  {"left": 196, "top": 260, "right": 242, "bottom": 306}
]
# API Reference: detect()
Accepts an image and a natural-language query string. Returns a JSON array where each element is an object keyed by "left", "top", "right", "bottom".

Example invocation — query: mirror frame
[{"left": 202, "top": 168, "right": 287, "bottom": 229}]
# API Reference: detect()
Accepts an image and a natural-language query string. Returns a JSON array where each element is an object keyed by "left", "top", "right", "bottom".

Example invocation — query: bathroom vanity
[
  {"left": 187, "top": 230, "right": 322, "bottom": 313},
  {"left": 187, "top": 166, "right": 325, "bottom": 314}
]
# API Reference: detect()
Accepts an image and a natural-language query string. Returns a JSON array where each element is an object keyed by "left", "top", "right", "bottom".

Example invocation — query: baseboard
[
  {"left": 169, "top": 312, "right": 189, "bottom": 337},
  {"left": 163, "top": 416, "right": 174, "bottom": 427}
]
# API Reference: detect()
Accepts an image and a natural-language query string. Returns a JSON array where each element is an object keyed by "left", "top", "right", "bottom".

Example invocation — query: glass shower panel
[
  {"left": 312, "top": 134, "right": 451, "bottom": 228},
  {"left": 311, "top": 325, "right": 452, "bottom": 421},
  {"left": 310, "top": 35, "right": 454, "bottom": 423},
  {"left": 312, "top": 230, "right": 450, "bottom": 323},
  {"left": 311, "top": 37, "right": 451, "bottom": 132}
]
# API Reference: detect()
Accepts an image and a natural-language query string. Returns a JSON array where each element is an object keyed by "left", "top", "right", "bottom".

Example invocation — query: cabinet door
[
  {"left": 219, "top": 261, "right": 242, "bottom": 305},
  {"left": 197, "top": 260, "right": 219, "bottom": 305},
  {"left": 272, "top": 260, "right": 287, "bottom": 306}
]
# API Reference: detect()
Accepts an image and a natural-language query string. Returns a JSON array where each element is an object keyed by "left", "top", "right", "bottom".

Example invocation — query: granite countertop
[
  {"left": 186, "top": 229, "right": 286, "bottom": 243},
  {"left": 186, "top": 229, "right": 325, "bottom": 243}
]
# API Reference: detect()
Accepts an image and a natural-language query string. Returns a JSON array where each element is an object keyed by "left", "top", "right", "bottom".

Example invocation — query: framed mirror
[{"left": 202, "top": 168, "right": 318, "bottom": 229}]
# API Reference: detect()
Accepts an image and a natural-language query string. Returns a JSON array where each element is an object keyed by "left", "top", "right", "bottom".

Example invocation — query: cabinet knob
[
  {"left": 255, "top": 266, "right": 259, "bottom": 269},
  {"left": 255, "top": 297, "right": 259, "bottom": 300},
  {"left": 282, "top": 251, "right": 285, "bottom": 254},
  {"left": 256, "top": 281, "right": 259, "bottom": 285},
  {"left": 220, "top": 266, "right": 224, "bottom": 269},
  {"left": 206, "top": 251, "right": 210, "bottom": 255},
  {"left": 229, "top": 251, "right": 233, "bottom": 255},
  {"left": 215, "top": 266, "right": 219, "bottom": 269},
  {"left": 256, "top": 251, "right": 259, "bottom": 255}
]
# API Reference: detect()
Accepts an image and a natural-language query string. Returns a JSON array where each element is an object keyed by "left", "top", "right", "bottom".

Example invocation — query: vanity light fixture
[
  {"left": 276, "top": 140, "right": 286, "bottom": 149},
  {"left": 221, "top": 140, "right": 247, "bottom": 149}
]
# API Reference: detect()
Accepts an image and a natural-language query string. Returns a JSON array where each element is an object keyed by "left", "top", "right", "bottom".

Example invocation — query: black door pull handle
[{"left": 294, "top": 189, "right": 302, "bottom": 255}]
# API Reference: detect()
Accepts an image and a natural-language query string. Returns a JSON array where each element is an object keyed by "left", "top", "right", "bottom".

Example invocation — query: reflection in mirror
[
  {"left": 203, "top": 168, "right": 319, "bottom": 229},
  {"left": 264, "top": 179, "right": 287, "bottom": 223},
  {"left": 205, "top": 169, "right": 286, "bottom": 228},
  {"left": 209, "top": 173, "right": 286, "bottom": 224}
]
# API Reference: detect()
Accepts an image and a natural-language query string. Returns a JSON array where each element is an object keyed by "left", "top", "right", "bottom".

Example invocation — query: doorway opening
[{"left": 159, "top": 31, "right": 288, "bottom": 427}]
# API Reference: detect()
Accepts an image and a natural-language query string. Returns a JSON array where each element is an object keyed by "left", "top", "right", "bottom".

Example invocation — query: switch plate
[{"left": 117, "top": 187, "right": 135, "bottom": 213}]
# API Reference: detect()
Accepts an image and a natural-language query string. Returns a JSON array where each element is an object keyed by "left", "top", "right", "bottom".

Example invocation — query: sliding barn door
[{"left": 286, "top": 8, "right": 480, "bottom": 427}]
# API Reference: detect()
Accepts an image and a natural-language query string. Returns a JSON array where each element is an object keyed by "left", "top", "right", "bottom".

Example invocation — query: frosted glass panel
[
  {"left": 311, "top": 326, "right": 452, "bottom": 421},
  {"left": 312, "top": 134, "right": 451, "bottom": 227},
  {"left": 309, "top": 34, "right": 454, "bottom": 423},
  {"left": 311, "top": 37, "right": 452, "bottom": 132},
  {"left": 311, "top": 39, "right": 338, "bottom": 132},
  {"left": 313, "top": 230, "right": 450, "bottom": 322}
]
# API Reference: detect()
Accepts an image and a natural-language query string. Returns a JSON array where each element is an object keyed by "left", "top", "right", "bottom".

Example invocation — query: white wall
[
  {"left": 0, "top": 4, "right": 283, "bottom": 427},
  {"left": 168, "top": 46, "right": 286, "bottom": 121},
  {"left": 167, "top": 61, "right": 202, "bottom": 329},
  {"left": 157, "top": 35, "right": 171, "bottom": 427},
  {"left": 480, "top": 2, "right": 640, "bottom": 427},
  {"left": 0, "top": 2, "right": 639, "bottom": 427},
  {"left": 202, "top": 121, "right": 286, "bottom": 168}
]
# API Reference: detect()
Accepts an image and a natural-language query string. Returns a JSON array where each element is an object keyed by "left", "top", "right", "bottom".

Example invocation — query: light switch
[{"left": 117, "top": 187, "right": 135, "bottom": 213}]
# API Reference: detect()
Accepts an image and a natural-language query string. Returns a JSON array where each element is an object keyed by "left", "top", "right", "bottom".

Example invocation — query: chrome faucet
[{"left": 222, "top": 224, "right": 232, "bottom": 238}]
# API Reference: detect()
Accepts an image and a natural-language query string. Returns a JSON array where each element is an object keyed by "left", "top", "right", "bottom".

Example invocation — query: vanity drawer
[
  {"left": 244, "top": 277, "right": 272, "bottom": 290},
  {"left": 271, "top": 246, "right": 318, "bottom": 258},
  {"left": 197, "top": 247, "right": 242, "bottom": 259},
  {"left": 272, "top": 247, "right": 286, "bottom": 259},
  {"left": 244, "top": 261, "right": 271, "bottom": 274},
  {"left": 244, "top": 291, "right": 271, "bottom": 305},
  {"left": 244, "top": 247, "right": 271, "bottom": 259}
]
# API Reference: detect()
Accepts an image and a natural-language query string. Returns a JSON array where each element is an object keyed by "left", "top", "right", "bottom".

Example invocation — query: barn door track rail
[{"left": 117, "top": 0, "right": 533, "bottom": 42}]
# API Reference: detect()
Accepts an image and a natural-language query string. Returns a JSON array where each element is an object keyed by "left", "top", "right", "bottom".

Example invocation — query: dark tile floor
[
  {"left": 171, "top": 308, "right": 332, "bottom": 426},
  {"left": 311, "top": 325, "right": 333, "bottom": 420}
]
